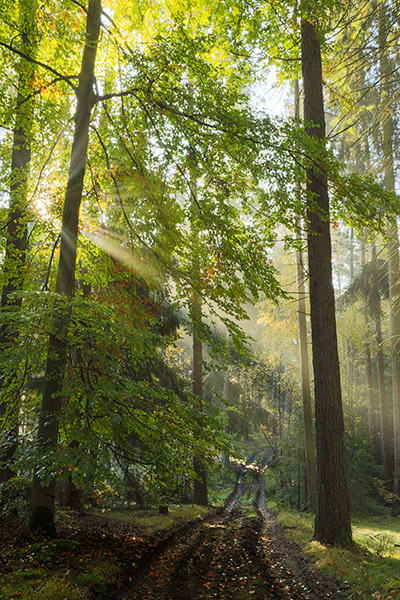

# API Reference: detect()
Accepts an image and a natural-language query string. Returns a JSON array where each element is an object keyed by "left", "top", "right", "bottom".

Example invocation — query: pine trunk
[
  {"left": 294, "top": 79, "right": 316, "bottom": 512},
  {"left": 301, "top": 20, "right": 352, "bottom": 547},
  {"left": 360, "top": 241, "right": 380, "bottom": 460},
  {"left": 378, "top": 2, "right": 400, "bottom": 511},
  {"left": 387, "top": 224, "right": 400, "bottom": 510},
  {"left": 371, "top": 242, "right": 393, "bottom": 478},
  {"left": 29, "top": 0, "right": 101, "bottom": 534}
]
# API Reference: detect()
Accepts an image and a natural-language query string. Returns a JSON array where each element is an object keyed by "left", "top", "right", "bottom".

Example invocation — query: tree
[
  {"left": 361, "top": 240, "right": 381, "bottom": 462},
  {"left": 294, "top": 79, "right": 316, "bottom": 511},
  {"left": 0, "top": 0, "right": 37, "bottom": 488},
  {"left": 301, "top": 18, "right": 352, "bottom": 546},
  {"left": 378, "top": 0, "right": 400, "bottom": 513},
  {"left": 191, "top": 287, "right": 208, "bottom": 505},
  {"left": 29, "top": 0, "right": 102, "bottom": 533},
  {"left": 340, "top": 244, "right": 392, "bottom": 473},
  {"left": 371, "top": 242, "right": 393, "bottom": 478},
  {"left": 186, "top": 129, "right": 208, "bottom": 506}
]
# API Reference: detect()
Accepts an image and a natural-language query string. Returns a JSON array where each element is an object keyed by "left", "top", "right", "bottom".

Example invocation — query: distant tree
[{"left": 294, "top": 79, "right": 316, "bottom": 512}]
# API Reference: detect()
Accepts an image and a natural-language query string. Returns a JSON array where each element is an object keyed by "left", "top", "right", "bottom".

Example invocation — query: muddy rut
[{"left": 108, "top": 451, "right": 350, "bottom": 600}]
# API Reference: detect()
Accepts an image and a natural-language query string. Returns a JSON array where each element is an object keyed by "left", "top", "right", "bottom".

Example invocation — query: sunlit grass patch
[
  {"left": 276, "top": 509, "right": 400, "bottom": 599},
  {"left": 98, "top": 504, "right": 211, "bottom": 532},
  {"left": 352, "top": 516, "right": 400, "bottom": 558},
  {"left": 0, "top": 575, "right": 89, "bottom": 600}
]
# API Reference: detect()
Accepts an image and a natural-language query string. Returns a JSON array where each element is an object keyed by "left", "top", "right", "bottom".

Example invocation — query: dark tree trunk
[
  {"left": 29, "top": 0, "right": 101, "bottom": 534},
  {"left": 64, "top": 473, "right": 84, "bottom": 512},
  {"left": 192, "top": 292, "right": 208, "bottom": 506},
  {"left": 222, "top": 350, "right": 230, "bottom": 470},
  {"left": 0, "top": 0, "right": 37, "bottom": 488},
  {"left": 378, "top": 1, "right": 400, "bottom": 513},
  {"left": 301, "top": 21, "right": 352, "bottom": 547}
]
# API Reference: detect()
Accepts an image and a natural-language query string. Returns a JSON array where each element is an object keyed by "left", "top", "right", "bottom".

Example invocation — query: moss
[{"left": 28, "top": 539, "right": 81, "bottom": 562}]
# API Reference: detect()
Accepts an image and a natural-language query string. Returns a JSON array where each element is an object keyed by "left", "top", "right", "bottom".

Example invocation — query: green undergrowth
[
  {"left": 95, "top": 503, "right": 210, "bottom": 532},
  {"left": 276, "top": 508, "right": 400, "bottom": 599},
  {"left": 0, "top": 504, "right": 208, "bottom": 600},
  {"left": 0, "top": 535, "right": 115, "bottom": 600}
]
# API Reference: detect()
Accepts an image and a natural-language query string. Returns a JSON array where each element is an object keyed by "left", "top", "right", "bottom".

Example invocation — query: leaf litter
[{"left": 0, "top": 452, "right": 351, "bottom": 599}]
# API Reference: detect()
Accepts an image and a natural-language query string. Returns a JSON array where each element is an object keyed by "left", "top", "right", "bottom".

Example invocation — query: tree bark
[
  {"left": 0, "top": 0, "right": 37, "bottom": 487},
  {"left": 378, "top": 1, "right": 400, "bottom": 509},
  {"left": 222, "top": 347, "right": 230, "bottom": 470},
  {"left": 301, "top": 20, "right": 352, "bottom": 547},
  {"left": 29, "top": 0, "right": 101, "bottom": 534},
  {"left": 296, "top": 256, "right": 317, "bottom": 512},
  {"left": 192, "top": 290, "right": 208, "bottom": 506},
  {"left": 361, "top": 241, "right": 380, "bottom": 462},
  {"left": 371, "top": 241, "right": 393, "bottom": 478},
  {"left": 294, "top": 79, "right": 316, "bottom": 512},
  {"left": 387, "top": 223, "right": 400, "bottom": 510}
]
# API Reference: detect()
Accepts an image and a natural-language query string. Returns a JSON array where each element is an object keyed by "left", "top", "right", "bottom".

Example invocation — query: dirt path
[{"left": 115, "top": 451, "right": 350, "bottom": 600}]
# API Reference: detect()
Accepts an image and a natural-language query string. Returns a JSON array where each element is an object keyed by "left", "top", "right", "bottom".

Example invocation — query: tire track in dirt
[{"left": 117, "top": 449, "right": 349, "bottom": 600}]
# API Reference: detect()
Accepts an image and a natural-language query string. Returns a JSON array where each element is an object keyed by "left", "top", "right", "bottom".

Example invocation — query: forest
[{"left": 1, "top": 0, "right": 400, "bottom": 598}]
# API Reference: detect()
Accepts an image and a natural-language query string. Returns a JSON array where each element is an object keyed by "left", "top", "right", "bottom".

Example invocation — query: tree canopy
[{"left": 0, "top": 0, "right": 400, "bottom": 544}]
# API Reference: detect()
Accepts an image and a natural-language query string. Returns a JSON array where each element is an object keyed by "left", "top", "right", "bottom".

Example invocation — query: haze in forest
[{"left": 0, "top": 6, "right": 399, "bottom": 597}]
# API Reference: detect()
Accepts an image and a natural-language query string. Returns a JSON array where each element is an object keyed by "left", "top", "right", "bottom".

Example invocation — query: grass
[
  {"left": 0, "top": 504, "right": 210, "bottom": 600},
  {"left": 0, "top": 578, "right": 87, "bottom": 600},
  {"left": 95, "top": 503, "right": 210, "bottom": 533},
  {"left": 5, "top": 491, "right": 399, "bottom": 600},
  {"left": 276, "top": 508, "right": 400, "bottom": 599},
  {"left": 0, "top": 541, "right": 115, "bottom": 600}
]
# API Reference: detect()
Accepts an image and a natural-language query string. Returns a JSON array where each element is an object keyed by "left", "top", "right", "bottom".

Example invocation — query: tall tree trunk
[
  {"left": 371, "top": 241, "right": 393, "bottom": 478},
  {"left": 361, "top": 241, "right": 380, "bottom": 462},
  {"left": 301, "top": 20, "right": 352, "bottom": 547},
  {"left": 365, "top": 337, "right": 380, "bottom": 459},
  {"left": 271, "top": 368, "right": 278, "bottom": 455},
  {"left": 187, "top": 128, "right": 208, "bottom": 506},
  {"left": 221, "top": 345, "right": 230, "bottom": 470},
  {"left": 349, "top": 228, "right": 355, "bottom": 281},
  {"left": 0, "top": 0, "right": 37, "bottom": 488},
  {"left": 378, "top": 2, "right": 400, "bottom": 510},
  {"left": 192, "top": 290, "right": 208, "bottom": 505},
  {"left": 387, "top": 223, "right": 400, "bottom": 509},
  {"left": 294, "top": 79, "right": 316, "bottom": 512},
  {"left": 387, "top": 219, "right": 400, "bottom": 510},
  {"left": 29, "top": 0, "right": 101, "bottom": 534}
]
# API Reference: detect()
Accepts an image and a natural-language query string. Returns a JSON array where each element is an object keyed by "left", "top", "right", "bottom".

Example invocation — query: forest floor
[{"left": 0, "top": 450, "right": 354, "bottom": 599}]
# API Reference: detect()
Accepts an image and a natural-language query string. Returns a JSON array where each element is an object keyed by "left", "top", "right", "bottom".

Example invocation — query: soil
[
  {"left": 0, "top": 452, "right": 352, "bottom": 599},
  {"left": 100, "top": 451, "right": 351, "bottom": 600}
]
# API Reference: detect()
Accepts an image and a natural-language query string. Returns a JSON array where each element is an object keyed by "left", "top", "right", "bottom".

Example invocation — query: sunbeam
[{"left": 83, "top": 224, "right": 160, "bottom": 283}]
